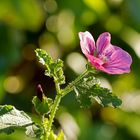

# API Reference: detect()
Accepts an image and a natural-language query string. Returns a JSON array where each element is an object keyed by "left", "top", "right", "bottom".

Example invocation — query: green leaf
[
  {"left": 0, "top": 105, "right": 33, "bottom": 134},
  {"left": 0, "top": 0, "right": 44, "bottom": 30},
  {"left": 74, "top": 73, "right": 122, "bottom": 108},
  {"left": 26, "top": 124, "right": 42, "bottom": 138},
  {"left": 32, "top": 96, "right": 53, "bottom": 115},
  {"left": 47, "top": 130, "right": 65, "bottom": 140},
  {"left": 35, "top": 49, "right": 65, "bottom": 85},
  {"left": 56, "top": 130, "right": 65, "bottom": 140},
  {"left": 48, "top": 131, "right": 57, "bottom": 140},
  {"left": 91, "top": 85, "right": 122, "bottom": 107}
]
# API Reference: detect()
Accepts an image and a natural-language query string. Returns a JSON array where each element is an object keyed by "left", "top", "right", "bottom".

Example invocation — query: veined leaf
[
  {"left": 0, "top": 105, "right": 40, "bottom": 137},
  {"left": 35, "top": 49, "right": 65, "bottom": 85},
  {"left": 74, "top": 73, "right": 122, "bottom": 108},
  {"left": 26, "top": 124, "right": 42, "bottom": 138}
]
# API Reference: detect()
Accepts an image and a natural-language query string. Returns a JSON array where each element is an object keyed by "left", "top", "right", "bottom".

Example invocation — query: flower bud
[{"left": 37, "top": 84, "right": 43, "bottom": 101}]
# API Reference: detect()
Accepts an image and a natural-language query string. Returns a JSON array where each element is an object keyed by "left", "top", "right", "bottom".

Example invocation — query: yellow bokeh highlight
[
  {"left": 83, "top": 0, "right": 108, "bottom": 16},
  {"left": 44, "top": 0, "right": 57, "bottom": 13},
  {"left": 81, "top": 11, "right": 97, "bottom": 25},
  {"left": 57, "top": 28, "right": 75, "bottom": 46},
  {"left": 108, "top": 0, "right": 123, "bottom": 6},
  {"left": 39, "top": 33, "right": 61, "bottom": 59},
  {"left": 57, "top": 10, "right": 75, "bottom": 47},
  {"left": 4, "top": 76, "right": 23, "bottom": 94},
  {"left": 46, "top": 15, "right": 58, "bottom": 33},
  {"left": 112, "top": 73, "right": 136, "bottom": 94},
  {"left": 105, "top": 15, "right": 123, "bottom": 33}
]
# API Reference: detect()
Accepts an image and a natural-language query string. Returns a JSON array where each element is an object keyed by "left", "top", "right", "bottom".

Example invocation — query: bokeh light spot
[
  {"left": 99, "top": 77, "right": 112, "bottom": 90},
  {"left": 57, "top": 10, "right": 75, "bottom": 46},
  {"left": 100, "top": 124, "right": 117, "bottom": 139},
  {"left": 46, "top": 15, "right": 58, "bottom": 32},
  {"left": 66, "top": 52, "right": 87, "bottom": 74},
  {"left": 108, "top": 0, "right": 123, "bottom": 6},
  {"left": 122, "top": 92, "right": 140, "bottom": 113},
  {"left": 4, "top": 76, "right": 23, "bottom": 94},
  {"left": 120, "top": 27, "right": 140, "bottom": 58},
  {"left": 81, "top": 11, "right": 97, "bottom": 26},
  {"left": 58, "top": 112, "right": 80, "bottom": 140},
  {"left": 58, "top": 10, "right": 75, "bottom": 29},
  {"left": 44, "top": 0, "right": 57, "bottom": 13},
  {"left": 83, "top": 0, "right": 108, "bottom": 16},
  {"left": 57, "top": 28, "right": 75, "bottom": 46},
  {"left": 105, "top": 15, "right": 123, "bottom": 33},
  {"left": 39, "top": 33, "right": 61, "bottom": 59}
]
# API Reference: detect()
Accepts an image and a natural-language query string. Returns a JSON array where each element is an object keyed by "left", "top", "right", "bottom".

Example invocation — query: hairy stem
[
  {"left": 45, "top": 81, "right": 62, "bottom": 139},
  {"left": 42, "top": 70, "right": 89, "bottom": 139},
  {"left": 47, "top": 94, "right": 61, "bottom": 132},
  {"left": 61, "top": 70, "right": 89, "bottom": 97},
  {"left": 42, "top": 115, "right": 47, "bottom": 140}
]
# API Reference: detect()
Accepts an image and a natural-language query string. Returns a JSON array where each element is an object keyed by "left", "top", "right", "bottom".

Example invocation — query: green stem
[
  {"left": 61, "top": 70, "right": 89, "bottom": 97},
  {"left": 54, "top": 79, "right": 61, "bottom": 94},
  {"left": 42, "top": 115, "right": 47, "bottom": 140},
  {"left": 45, "top": 81, "right": 62, "bottom": 139},
  {"left": 47, "top": 94, "right": 61, "bottom": 132},
  {"left": 42, "top": 70, "right": 89, "bottom": 139}
]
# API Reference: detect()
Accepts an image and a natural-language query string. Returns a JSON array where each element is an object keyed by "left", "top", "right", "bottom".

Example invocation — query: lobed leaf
[
  {"left": 0, "top": 105, "right": 40, "bottom": 137},
  {"left": 74, "top": 73, "right": 122, "bottom": 108},
  {"left": 35, "top": 49, "right": 65, "bottom": 85},
  {"left": 32, "top": 96, "right": 53, "bottom": 115}
]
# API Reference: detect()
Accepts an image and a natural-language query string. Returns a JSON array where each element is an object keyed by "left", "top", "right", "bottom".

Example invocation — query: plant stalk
[
  {"left": 42, "top": 70, "right": 89, "bottom": 139},
  {"left": 61, "top": 70, "right": 89, "bottom": 97},
  {"left": 47, "top": 94, "right": 61, "bottom": 133},
  {"left": 45, "top": 81, "right": 62, "bottom": 139}
]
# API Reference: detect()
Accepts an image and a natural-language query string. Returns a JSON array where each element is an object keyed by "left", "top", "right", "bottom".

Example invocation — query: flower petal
[
  {"left": 86, "top": 54, "right": 106, "bottom": 71},
  {"left": 103, "top": 46, "right": 132, "bottom": 74},
  {"left": 96, "top": 32, "right": 111, "bottom": 55},
  {"left": 79, "top": 31, "right": 96, "bottom": 56}
]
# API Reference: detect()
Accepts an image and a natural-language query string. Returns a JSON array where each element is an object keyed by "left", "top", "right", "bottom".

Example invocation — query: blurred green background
[{"left": 0, "top": 0, "right": 140, "bottom": 139}]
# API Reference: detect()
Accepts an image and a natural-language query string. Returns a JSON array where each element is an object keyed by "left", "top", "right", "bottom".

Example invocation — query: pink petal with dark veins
[
  {"left": 96, "top": 32, "right": 111, "bottom": 55},
  {"left": 103, "top": 46, "right": 132, "bottom": 74},
  {"left": 79, "top": 31, "right": 96, "bottom": 56}
]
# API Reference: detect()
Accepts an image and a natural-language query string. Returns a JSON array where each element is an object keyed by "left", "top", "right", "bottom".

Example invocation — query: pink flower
[{"left": 79, "top": 31, "right": 132, "bottom": 74}]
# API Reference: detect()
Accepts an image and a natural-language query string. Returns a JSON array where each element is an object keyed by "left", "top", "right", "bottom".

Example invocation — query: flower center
[
  {"left": 94, "top": 51, "right": 97, "bottom": 57},
  {"left": 98, "top": 54, "right": 108, "bottom": 64}
]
